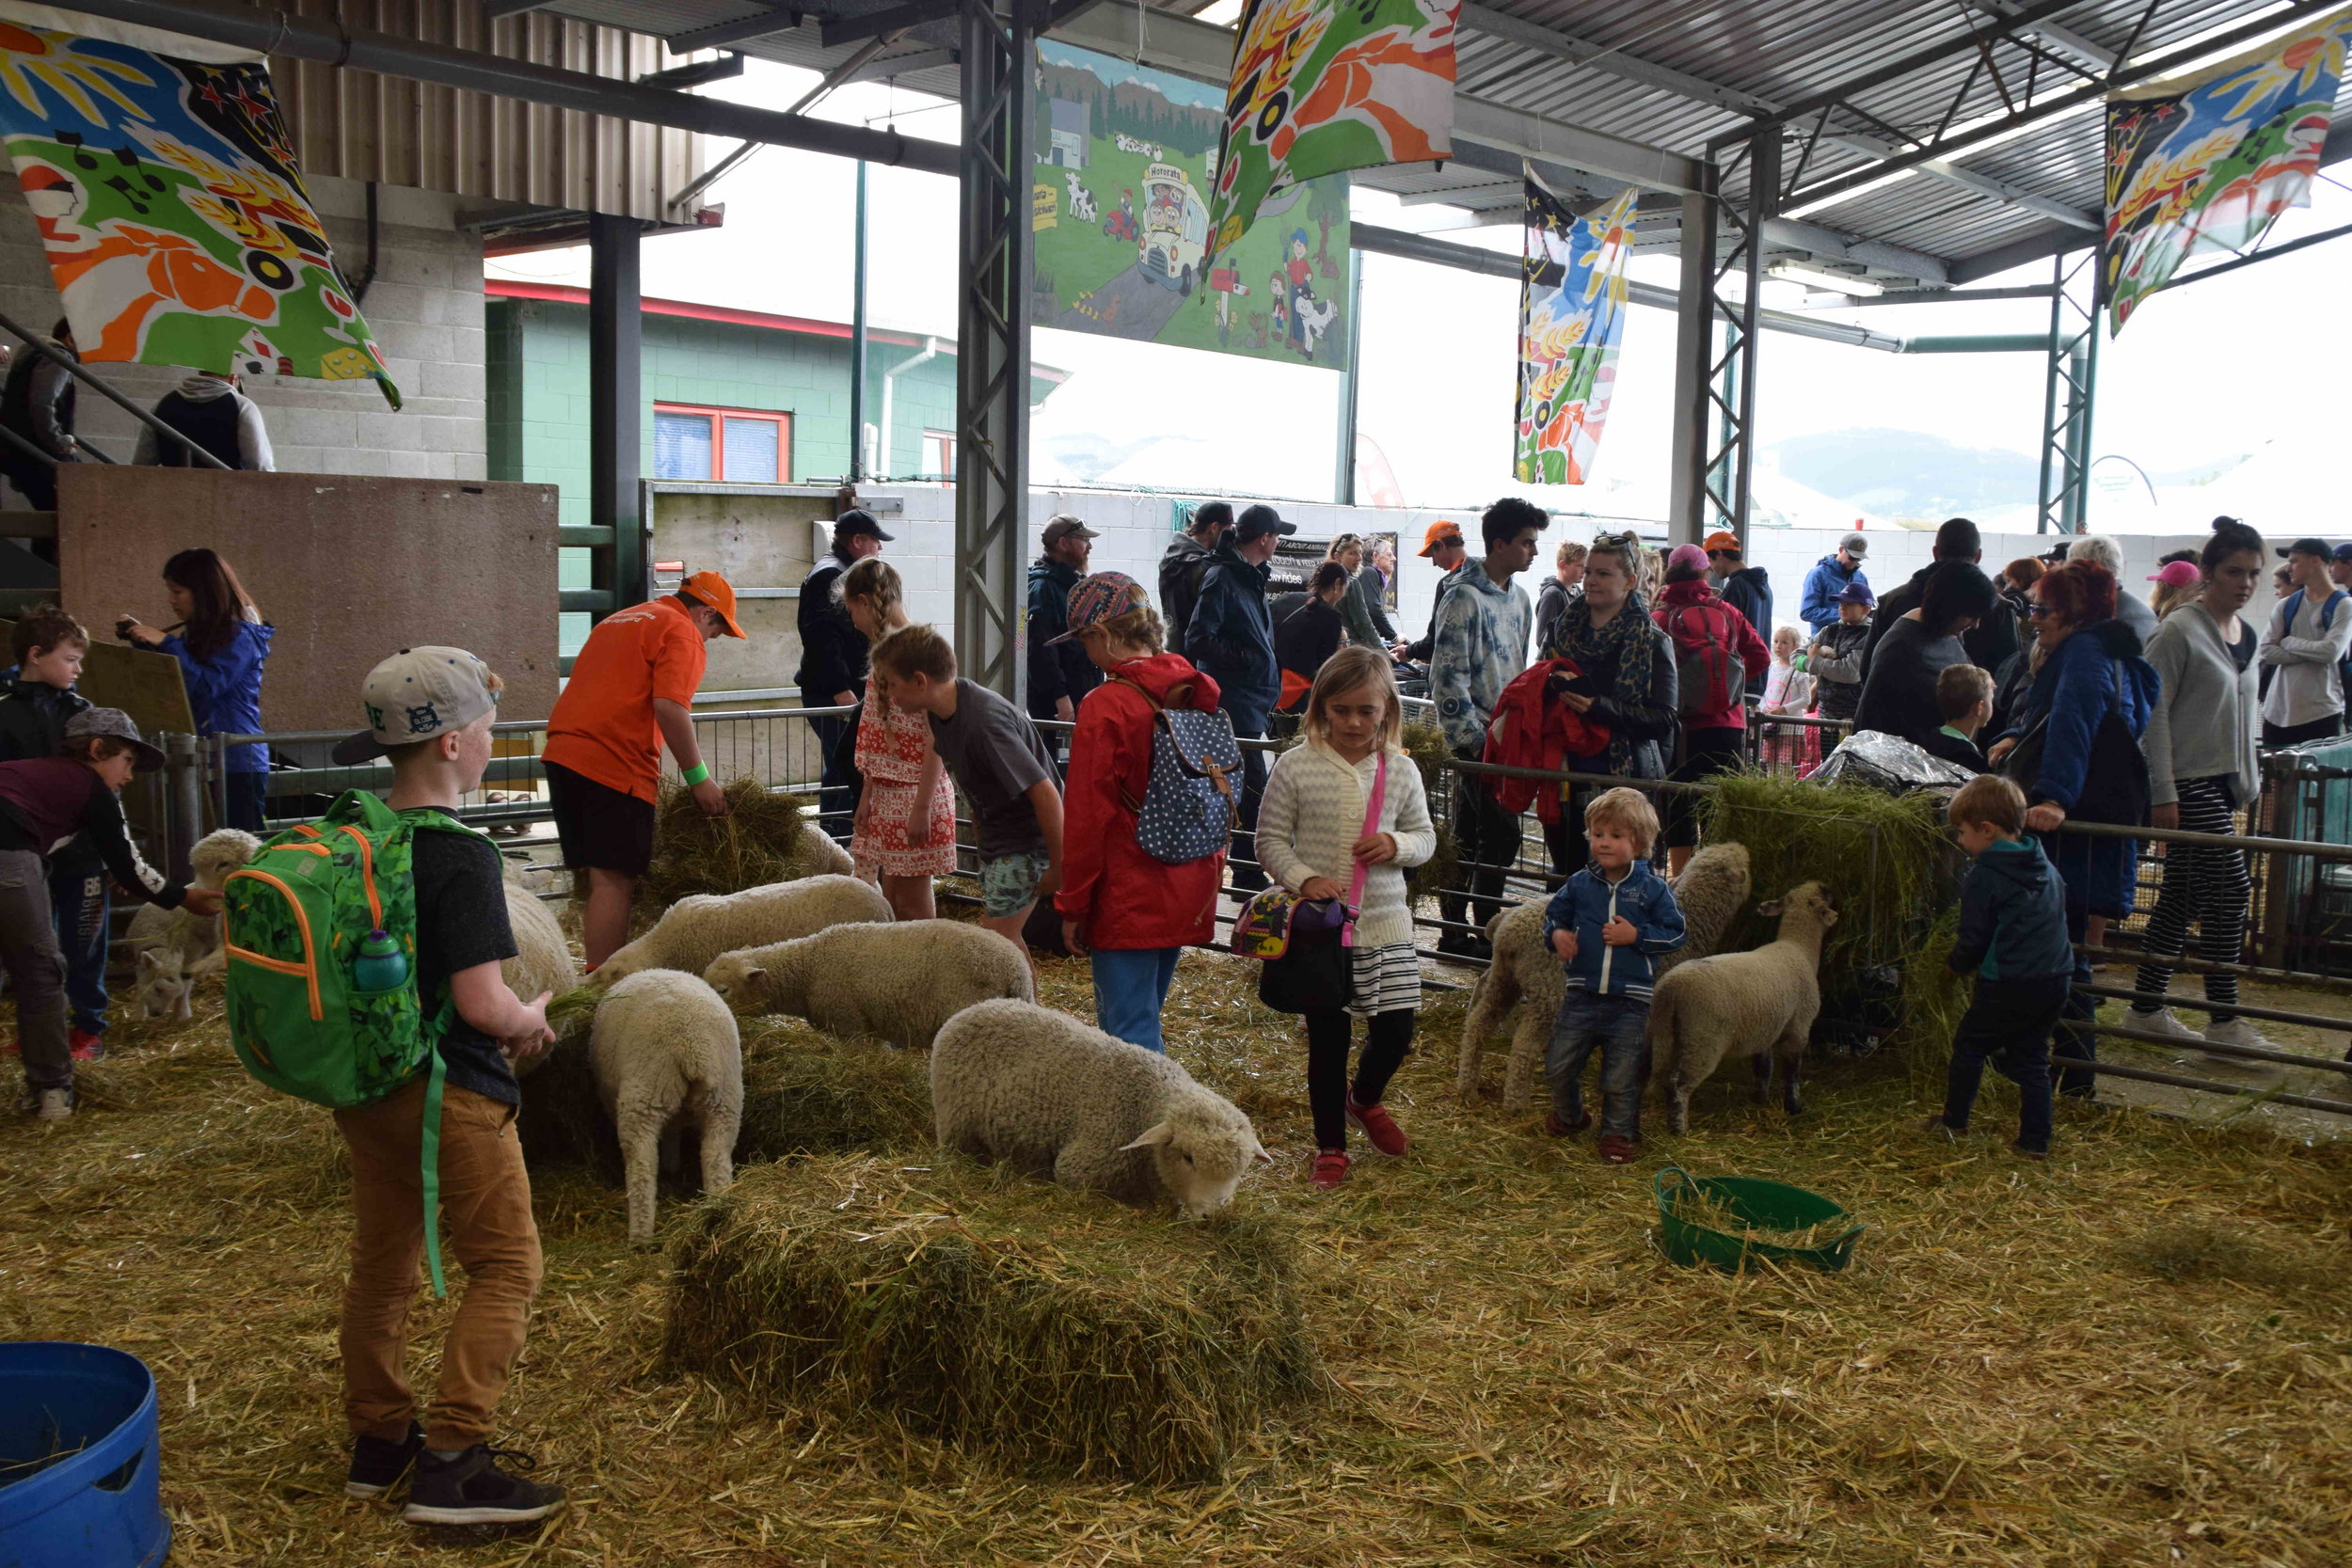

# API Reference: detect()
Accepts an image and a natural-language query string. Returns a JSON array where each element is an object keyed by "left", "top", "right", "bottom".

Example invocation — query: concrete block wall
[{"left": 0, "top": 175, "right": 485, "bottom": 494}]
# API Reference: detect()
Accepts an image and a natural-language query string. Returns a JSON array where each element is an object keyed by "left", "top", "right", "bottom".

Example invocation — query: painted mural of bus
[{"left": 1139, "top": 161, "right": 1207, "bottom": 294}]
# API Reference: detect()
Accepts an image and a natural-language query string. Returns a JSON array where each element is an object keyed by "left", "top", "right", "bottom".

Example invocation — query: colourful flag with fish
[
  {"left": 2104, "top": 6, "right": 2352, "bottom": 334},
  {"left": 1207, "top": 0, "right": 1455, "bottom": 264},
  {"left": 0, "top": 20, "right": 399, "bottom": 404},
  {"left": 1513, "top": 179, "right": 1635, "bottom": 486}
]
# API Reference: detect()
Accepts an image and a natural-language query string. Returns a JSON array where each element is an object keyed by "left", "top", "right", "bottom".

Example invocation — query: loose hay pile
[
  {"left": 663, "top": 1154, "right": 1321, "bottom": 1484},
  {"left": 633, "top": 775, "right": 816, "bottom": 909}
]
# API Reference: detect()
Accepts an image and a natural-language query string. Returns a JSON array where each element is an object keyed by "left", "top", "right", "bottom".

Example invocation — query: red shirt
[{"left": 544, "top": 597, "right": 707, "bottom": 802}]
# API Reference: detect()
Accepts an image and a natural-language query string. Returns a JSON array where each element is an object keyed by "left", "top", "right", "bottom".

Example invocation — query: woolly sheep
[
  {"left": 590, "top": 969, "right": 744, "bottom": 1243},
  {"left": 124, "top": 829, "right": 262, "bottom": 1019},
  {"left": 704, "top": 919, "right": 1032, "bottom": 1049},
  {"left": 1647, "top": 881, "right": 1838, "bottom": 1134},
  {"left": 1456, "top": 844, "right": 1752, "bottom": 1111},
  {"left": 595, "top": 874, "right": 890, "bottom": 986},
  {"left": 931, "top": 999, "right": 1269, "bottom": 1217},
  {"left": 501, "top": 873, "right": 580, "bottom": 1080},
  {"left": 787, "top": 830, "right": 854, "bottom": 879}
]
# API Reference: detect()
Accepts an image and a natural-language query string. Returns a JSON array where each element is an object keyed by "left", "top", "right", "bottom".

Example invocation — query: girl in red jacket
[{"left": 1053, "top": 573, "right": 1226, "bottom": 1053}]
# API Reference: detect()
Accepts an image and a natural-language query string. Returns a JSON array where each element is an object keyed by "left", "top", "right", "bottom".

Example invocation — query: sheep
[
  {"left": 1456, "top": 843, "right": 1752, "bottom": 1111},
  {"left": 590, "top": 969, "right": 744, "bottom": 1243},
  {"left": 788, "top": 829, "right": 854, "bottom": 880},
  {"left": 123, "top": 829, "right": 263, "bottom": 1018},
  {"left": 704, "top": 919, "right": 1032, "bottom": 1049},
  {"left": 1647, "top": 881, "right": 1838, "bottom": 1134},
  {"left": 501, "top": 873, "right": 580, "bottom": 1003},
  {"left": 594, "top": 873, "right": 890, "bottom": 986},
  {"left": 931, "top": 999, "right": 1268, "bottom": 1217}
]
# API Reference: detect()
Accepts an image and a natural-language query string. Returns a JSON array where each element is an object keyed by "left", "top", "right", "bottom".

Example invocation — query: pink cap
[
  {"left": 1667, "top": 542, "right": 1710, "bottom": 575},
  {"left": 2148, "top": 560, "right": 2201, "bottom": 588}
]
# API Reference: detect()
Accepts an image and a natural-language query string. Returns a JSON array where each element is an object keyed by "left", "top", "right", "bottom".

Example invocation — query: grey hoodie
[
  {"left": 2141, "top": 601, "right": 2259, "bottom": 807},
  {"left": 134, "top": 374, "right": 275, "bottom": 470}
]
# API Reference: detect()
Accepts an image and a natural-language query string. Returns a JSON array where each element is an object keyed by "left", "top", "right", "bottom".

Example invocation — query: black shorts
[{"left": 545, "top": 760, "right": 656, "bottom": 877}]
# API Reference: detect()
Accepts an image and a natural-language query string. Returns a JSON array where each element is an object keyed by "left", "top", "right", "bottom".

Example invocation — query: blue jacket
[
  {"left": 1025, "top": 555, "right": 1101, "bottom": 720},
  {"left": 1948, "top": 836, "right": 2071, "bottom": 982},
  {"left": 1800, "top": 554, "right": 1868, "bottom": 634},
  {"left": 1541, "top": 858, "right": 1687, "bottom": 1001},
  {"left": 164, "top": 620, "right": 272, "bottom": 772},
  {"left": 2003, "top": 619, "right": 2155, "bottom": 815},
  {"left": 1184, "top": 540, "right": 1279, "bottom": 731}
]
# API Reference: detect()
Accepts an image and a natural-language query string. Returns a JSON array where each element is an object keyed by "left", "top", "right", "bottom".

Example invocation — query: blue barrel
[{"left": 0, "top": 1342, "right": 168, "bottom": 1568}]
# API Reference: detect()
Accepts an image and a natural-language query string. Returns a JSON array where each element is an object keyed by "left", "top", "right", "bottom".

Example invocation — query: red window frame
[
  {"left": 921, "top": 428, "right": 955, "bottom": 479},
  {"left": 653, "top": 402, "right": 793, "bottom": 483}
]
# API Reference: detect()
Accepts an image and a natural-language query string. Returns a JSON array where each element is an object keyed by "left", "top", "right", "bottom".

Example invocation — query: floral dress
[{"left": 850, "top": 671, "right": 955, "bottom": 879}]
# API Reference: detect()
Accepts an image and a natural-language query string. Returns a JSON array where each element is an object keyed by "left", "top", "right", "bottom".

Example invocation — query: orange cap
[
  {"left": 680, "top": 570, "right": 747, "bottom": 639},
  {"left": 1417, "top": 520, "right": 1464, "bottom": 557},
  {"left": 1702, "top": 531, "right": 1741, "bottom": 554}
]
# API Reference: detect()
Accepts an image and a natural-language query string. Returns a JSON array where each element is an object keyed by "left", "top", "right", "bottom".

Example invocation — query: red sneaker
[
  {"left": 1346, "top": 1100, "right": 1408, "bottom": 1157},
  {"left": 1597, "top": 1134, "right": 1637, "bottom": 1165},
  {"left": 1310, "top": 1149, "right": 1351, "bottom": 1190},
  {"left": 0, "top": 1038, "right": 16, "bottom": 1058},
  {"left": 1545, "top": 1109, "right": 1592, "bottom": 1138},
  {"left": 68, "top": 1030, "right": 104, "bottom": 1063}
]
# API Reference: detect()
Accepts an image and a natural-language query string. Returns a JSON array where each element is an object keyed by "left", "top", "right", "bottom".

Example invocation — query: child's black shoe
[
  {"left": 346, "top": 1422, "right": 423, "bottom": 1499},
  {"left": 402, "top": 1444, "right": 564, "bottom": 1526}
]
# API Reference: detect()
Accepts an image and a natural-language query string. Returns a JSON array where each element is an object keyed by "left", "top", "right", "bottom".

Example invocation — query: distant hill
[{"left": 1774, "top": 429, "right": 2039, "bottom": 519}]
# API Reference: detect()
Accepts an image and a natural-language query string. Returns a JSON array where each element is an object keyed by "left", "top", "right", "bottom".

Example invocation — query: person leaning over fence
[
  {"left": 841, "top": 558, "right": 952, "bottom": 923},
  {"left": 323, "top": 649, "right": 564, "bottom": 1527},
  {"left": 1056, "top": 574, "right": 1227, "bottom": 1053},
  {"left": 1917, "top": 664, "right": 1994, "bottom": 773},
  {"left": 1185, "top": 503, "right": 1292, "bottom": 893},
  {"left": 2126, "top": 519, "right": 2276, "bottom": 1061},
  {"left": 1254, "top": 647, "right": 1435, "bottom": 1190},
  {"left": 1399, "top": 519, "right": 1470, "bottom": 664},
  {"left": 1654, "top": 542, "right": 1770, "bottom": 877},
  {"left": 1274, "top": 562, "right": 1352, "bottom": 716},
  {"left": 797, "top": 508, "right": 893, "bottom": 840},
  {"left": 1924, "top": 774, "right": 2071, "bottom": 1162},
  {"left": 119, "top": 547, "right": 273, "bottom": 833},
  {"left": 2258, "top": 535, "right": 2351, "bottom": 749},
  {"left": 1537, "top": 531, "right": 1678, "bottom": 885},
  {"left": 0, "top": 607, "right": 113, "bottom": 1064},
  {"left": 3, "top": 710, "right": 219, "bottom": 1121},
  {"left": 541, "top": 572, "right": 744, "bottom": 970}
]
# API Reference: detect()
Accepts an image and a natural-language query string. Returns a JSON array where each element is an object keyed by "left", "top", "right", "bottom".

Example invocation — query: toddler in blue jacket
[{"left": 1541, "top": 787, "right": 1686, "bottom": 1164}]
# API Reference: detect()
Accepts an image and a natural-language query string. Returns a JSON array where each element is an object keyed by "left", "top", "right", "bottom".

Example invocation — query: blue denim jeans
[
  {"left": 1546, "top": 990, "right": 1650, "bottom": 1140},
  {"left": 1090, "top": 947, "right": 1182, "bottom": 1053},
  {"left": 49, "top": 857, "right": 109, "bottom": 1038}
]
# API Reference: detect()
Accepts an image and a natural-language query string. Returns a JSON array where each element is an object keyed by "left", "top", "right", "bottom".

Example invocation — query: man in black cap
[
  {"left": 1860, "top": 517, "right": 2018, "bottom": 682},
  {"left": 1027, "top": 515, "right": 1103, "bottom": 726},
  {"left": 797, "top": 507, "right": 892, "bottom": 843},
  {"left": 1159, "top": 501, "right": 1232, "bottom": 644},
  {"left": 1186, "top": 502, "right": 1293, "bottom": 890}
]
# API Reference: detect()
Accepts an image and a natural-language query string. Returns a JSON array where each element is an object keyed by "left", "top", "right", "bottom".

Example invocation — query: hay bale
[
  {"left": 635, "top": 776, "right": 819, "bottom": 909},
  {"left": 664, "top": 1155, "right": 1321, "bottom": 1484},
  {"left": 1400, "top": 720, "right": 1458, "bottom": 904}
]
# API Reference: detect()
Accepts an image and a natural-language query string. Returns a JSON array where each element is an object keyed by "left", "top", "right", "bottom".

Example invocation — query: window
[
  {"left": 652, "top": 404, "right": 791, "bottom": 483},
  {"left": 921, "top": 428, "right": 954, "bottom": 479}
]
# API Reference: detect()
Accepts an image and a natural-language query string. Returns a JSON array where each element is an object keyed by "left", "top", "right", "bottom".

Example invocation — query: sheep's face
[
  {"left": 704, "top": 953, "right": 780, "bottom": 1012},
  {"left": 189, "top": 829, "right": 262, "bottom": 890},
  {"left": 1756, "top": 881, "right": 1837, "bottom": 930},
  {"left": 1120, "top": 1114, "right": 1271, "bottom": 1218},
  {"left": 135, "top": 949, "right": 194, "bottom": 1020}
]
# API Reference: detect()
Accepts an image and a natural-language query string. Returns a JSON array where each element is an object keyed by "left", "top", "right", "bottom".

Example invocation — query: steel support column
[
  {"left": 1700, "top": 135, "right": 1774, "bottom": 538},
  {"left": 1666, "top": 189, "right": 1715, "bottom": 545},
  {"left": 588, "top": 213, "right": 644, "bottom": 617},
  {"left": 1333, "top": 255, "right": 1364, "bottom": 505},
  {"left": 954, "top": 0, "right": 1038, "bottom": 702},
  {"left": 2034, "top": 248, "right": 2098, "bottom": 535},
  {"left": 850, "top": 161, "right": 870, "bottom": 482}
]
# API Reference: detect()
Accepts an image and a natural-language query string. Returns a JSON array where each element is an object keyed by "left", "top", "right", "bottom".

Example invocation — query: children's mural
[
  {"left": 1512, "top": 181, "right": 1636, "bottom": 487},
  {"left": 1032, "top": 41, "right": 1351, "bottom": 372},
  {"left": 0, "top": 21, "right": 399, "bottom": 404}
]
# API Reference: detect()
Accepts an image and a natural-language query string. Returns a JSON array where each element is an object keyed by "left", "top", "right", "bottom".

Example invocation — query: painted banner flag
[
  {"left": 1513, "top": 180, "right": 1636, "bottom": 486},
  {"left": 2104, "top": 6, "right": 2352, "bottom": 333},
  {"left": 0, "top": 20, "right": 399, "bottom": 404},
  {"left": 1207, "top": 0, "right": 1455, "bottom": 264}
]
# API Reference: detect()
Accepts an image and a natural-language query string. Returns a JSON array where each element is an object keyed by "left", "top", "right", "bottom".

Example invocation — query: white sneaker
[
  {"left": 34, "top": 1087, "right": 72, "bottom": 1121},
  {"left": 2126, "top": 1006, "right": 2201, "bottom": 1042},
  {"left": 2201, "top": 1017, "right": 2279, "bottom": 1053}
]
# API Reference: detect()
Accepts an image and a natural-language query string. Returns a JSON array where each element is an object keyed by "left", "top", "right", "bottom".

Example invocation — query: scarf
[{"left": 1546, "top": 589, "right": 1661, "bottom": 776}]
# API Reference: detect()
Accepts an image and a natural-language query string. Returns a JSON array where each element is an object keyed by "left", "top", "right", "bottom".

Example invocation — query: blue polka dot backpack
[{"left": 1110, "top": 675, "right": 1242, "bottom": 864}]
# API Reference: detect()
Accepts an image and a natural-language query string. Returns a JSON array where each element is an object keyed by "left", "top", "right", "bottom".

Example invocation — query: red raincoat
[
  {"left": 1482, "top": 658, "right": 1611, "bottom": 821},
  {"left": 1054, "top": 652, "right": 1228, "bottom": 949}
]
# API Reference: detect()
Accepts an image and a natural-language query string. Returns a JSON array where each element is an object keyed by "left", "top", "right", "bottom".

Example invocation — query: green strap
[{"left": 421, "top": 1051, "right": 448, "bottom": 1299}]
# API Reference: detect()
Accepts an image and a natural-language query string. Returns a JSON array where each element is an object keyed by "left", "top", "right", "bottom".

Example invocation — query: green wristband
[{"left": 682, "top": 762, "right": 711, "bottom": 786}]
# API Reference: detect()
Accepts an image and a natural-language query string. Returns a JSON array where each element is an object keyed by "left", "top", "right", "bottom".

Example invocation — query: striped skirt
[{"left": 1348, "top": 940, "right": 1422, "bottom": 1019}]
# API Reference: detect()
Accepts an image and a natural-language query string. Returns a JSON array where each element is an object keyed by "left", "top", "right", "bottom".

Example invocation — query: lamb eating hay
[
  {"left": 704, "top": 919, "right": 1032, "bottom": 1050},
  {"left": 1455, "top": 843, "right": 1752, "bottom": 1111},
  {"left": 125, "top": 828, "right": 262, "bottom": 1019},
  {"left": 591, "top": 969, "right": 744, "bottom": 1243},
  {"left": 594, "top": 874, "right": 890, "bottom": 986},
  {"left": 931, "top": 999, "right": 1268, "bottom": 1217},
  {"left": 1647, "top": 880, "right": 1838, "bottom": 1134}
]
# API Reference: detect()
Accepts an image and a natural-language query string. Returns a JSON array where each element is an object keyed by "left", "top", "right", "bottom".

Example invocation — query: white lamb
[
  {"left": 704, "top": 919, "right": 1031, "bottom": 1049},
  {"left": 931, "top": 999, "right": 1268, "bottom": 1217},
  {"left": 1457, "top": 844, "right": 1752, "bottom": 1110},
  {"left": 1647, "top": 881, "right": 1838, "bottom": 1134},
  {"left": 501, "top": 874, "right": 580, "bottom": 1078},
  {"left": 590, "top": 969, "right": 744, "bottom": 1243},
  {"left": 787, "top": 829, "right": 853, "bottom": 879},
  {"left": 124, "top": 828, "right": 262, "bottom": 1019},
  {"left": 594, "top": 874, "right": 890, "bottom": 986}
]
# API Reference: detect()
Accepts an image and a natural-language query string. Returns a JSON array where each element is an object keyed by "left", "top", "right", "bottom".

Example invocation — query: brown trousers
[{"left": 334, "top": 1078, "right": 543, "bottom": 1450}]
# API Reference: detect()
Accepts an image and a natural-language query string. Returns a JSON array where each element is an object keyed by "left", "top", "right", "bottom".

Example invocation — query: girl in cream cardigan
[{"left": 1255, "top": 646, "right": 1437, "bottom": 1190}]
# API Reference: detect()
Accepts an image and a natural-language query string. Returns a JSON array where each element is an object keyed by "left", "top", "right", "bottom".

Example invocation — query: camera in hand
[{"left": 115, "top": 617, "right": 138, "bottom": 643}]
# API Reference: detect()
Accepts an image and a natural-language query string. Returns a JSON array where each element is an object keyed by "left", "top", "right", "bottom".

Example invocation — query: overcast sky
[{"left": 487, "top": 54, "right": 2352, "bottom": 533}]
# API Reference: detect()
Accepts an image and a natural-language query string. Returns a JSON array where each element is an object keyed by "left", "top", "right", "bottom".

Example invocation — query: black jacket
[
  {"left": 1855, "top": 615, "right": 1970, "bottom": 745},
  {"left": 794, "top": 553, "right": 868, "bottom": 704},
  {"left": 1916, "top": 727, "right": 1988, "bottom": 773},
  {"left": 1864, "top": 562, "right": 2020, "bottom": 684},
  {"left": 1356, "top": 563, "right": 1398, "bottom": 642},
  {"left": 0, "top": 677, "right": 87, "bottom": 763},
  {"left": 1272, "top": 593, "right": 1344, "bottom": 701},
  {"left": 1719, "top": 566, "right": 1772, "bottom": 695},
  {"left": 1025, "top": 556, "right": 1102, "bottom": 719},
  {"left": 1533, "top": 578, "right": 1575, "bottom": 660},
  {"left": 1158, "top": 536, "right": 1216, "bottom": 643},
  {"left": 1810, "top": 619, "right": 1872, "bottom": 721},
  {"left": 1948, "top": 835, "right": 2072, "bottom": 982}
]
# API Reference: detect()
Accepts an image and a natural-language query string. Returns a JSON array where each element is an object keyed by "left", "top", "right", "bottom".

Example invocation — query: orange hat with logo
[
  {"left": 1417, "top": 520, "right": 1465, "bottom": 557},
  {"left": 680, "top": 570, "right": 747, "bottom": 639},
  {"left": 1703, "top": 531, "right": 1742, "bottom": 555}
]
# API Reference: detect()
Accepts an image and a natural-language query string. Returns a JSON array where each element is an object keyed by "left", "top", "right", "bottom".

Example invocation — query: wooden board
[{"left": 56, "top": 467, "right": 561, "bottom": 736}]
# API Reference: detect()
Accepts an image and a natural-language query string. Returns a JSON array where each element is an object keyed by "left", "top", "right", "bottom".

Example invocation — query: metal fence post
[{"left": 164, "top": 732, "right": 201, "bottom": 881}]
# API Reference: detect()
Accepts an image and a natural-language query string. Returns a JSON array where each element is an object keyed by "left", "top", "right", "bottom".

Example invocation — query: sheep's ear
[
  {"left": 135, "top": 949, "right": 161, "bottom": 973},
  {"left": 1250, "top": 1142, "right": 1274, "bottom": 1164},
  {"left": 1756, "top": 899, "right": 1784, "bottom": 917},
  {"left": 1120, "top": 1121, "right": 1176, "bottom": 1151},
  {"left": 742, "top": 966, "right": 765, "bottom": 981}
]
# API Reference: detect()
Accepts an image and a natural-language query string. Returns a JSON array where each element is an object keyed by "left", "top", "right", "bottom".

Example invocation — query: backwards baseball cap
[
  {"left": 834, "top": 507, "right": 895, "bottom": 542},
  {"left": 2280, "top": 536, "right": 2332, "bottom": 559},
  {"left": 1049, "top": 571, "right": 1148, "bottom": 644},
  {"left": 1417, "top": 519, "right": 1465, "bottom": 557},
  {"left": 65, "top": 707, "right": 163, "bottom": 772},
  {"left": 679, "top": 569, "right": 747, "bottom": 639},
  {"left": 1041, "top": 515, "right": 1100, "bottom": 547},
  {"left": 1839, "top": 531, "right": 1869, "bottom": 558},
  {"left": 2149, "top": 560, "right": 2201, "bottom": 589},
  {"left": 1702, "top": 531, "right": 1741, "bottom": 555},
  {"left": 331, "top": 646, "right": 500, "bottom": 766},
  {"left": 2334, "top": 543, "right": 2352, "bottom": 564},
  {"left": 1835, "top": 579, "right": 1877, "bottom": 607},
  {"left": 1234, "top": 503, "right": 1295, "bottom": 542}
]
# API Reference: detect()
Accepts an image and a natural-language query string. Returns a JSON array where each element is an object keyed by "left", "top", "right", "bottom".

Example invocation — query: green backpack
[{"left": 224, "top": 789, "right": 485, "bottom": 1296}]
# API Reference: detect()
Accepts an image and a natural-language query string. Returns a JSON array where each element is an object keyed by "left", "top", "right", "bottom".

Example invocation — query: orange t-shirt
[{"left": 543, "top": 597, "right": 707, "bottom": 802}]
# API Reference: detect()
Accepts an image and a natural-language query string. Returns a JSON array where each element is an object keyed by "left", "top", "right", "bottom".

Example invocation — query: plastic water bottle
[{"left": 353, "top": 929, "right": 408, "bottom": 993}]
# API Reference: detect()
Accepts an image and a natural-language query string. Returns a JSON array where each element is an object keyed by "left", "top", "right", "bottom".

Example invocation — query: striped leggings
[{"left": 2132, "top": 776, "right": 2249, "bottom": 1008}]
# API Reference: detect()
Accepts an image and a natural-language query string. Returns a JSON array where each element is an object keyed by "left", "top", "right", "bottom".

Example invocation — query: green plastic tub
[{"left": 1654, "top": 1165, "right": 1865, "bottom": 1274}]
